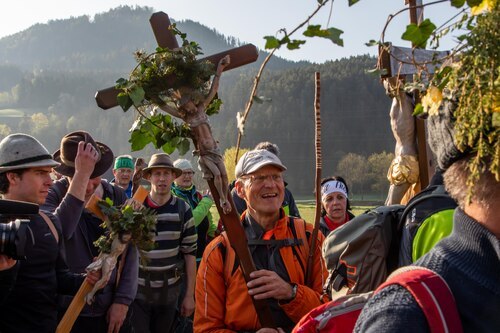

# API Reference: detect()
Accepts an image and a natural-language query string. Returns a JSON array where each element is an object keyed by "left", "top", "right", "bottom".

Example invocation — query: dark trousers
[
  {"left": 130, "top": 282, "right": 182, "bottom": 333},
  {"left": 67, "top": 311, "right": 133, "bottom": 333}
]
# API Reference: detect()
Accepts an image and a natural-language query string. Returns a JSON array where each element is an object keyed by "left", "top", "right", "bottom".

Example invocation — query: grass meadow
[{"left": 210, "top": 202, "right": 374, "bottom": 224}]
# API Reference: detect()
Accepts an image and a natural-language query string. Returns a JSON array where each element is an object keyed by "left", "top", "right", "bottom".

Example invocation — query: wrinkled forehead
[{"left": 248, "top": 164, "right": 284, "bottom": 176}]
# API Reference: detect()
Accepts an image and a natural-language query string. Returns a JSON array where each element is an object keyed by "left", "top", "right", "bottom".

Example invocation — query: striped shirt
[{"left": 139, "top": 195, "right": 197, "bottom": 288}]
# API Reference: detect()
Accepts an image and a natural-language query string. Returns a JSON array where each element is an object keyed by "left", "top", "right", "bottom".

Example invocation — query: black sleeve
[
  {"left": 0, "top": 261, "right": 19, "bottom": 304},
  {"left": 49, "top": 213, "right": 85, "bottom": 295},
  {"left": 286, "top": 189, "right": 301, "bottom": 218},
  {"left": 231, "top": 187, "right": 247, "bottom": 215}
]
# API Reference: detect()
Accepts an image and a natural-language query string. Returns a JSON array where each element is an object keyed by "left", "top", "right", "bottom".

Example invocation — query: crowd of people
[{"left": 0, "top": 121, "right": 498, "bottom": 333}]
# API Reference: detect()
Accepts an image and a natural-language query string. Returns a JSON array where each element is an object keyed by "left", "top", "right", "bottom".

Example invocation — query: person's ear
[
  {"left": 235, "top": 179, "right": 246, "bottom": 199},
  {"left": 6, "top": 172, "right": 20, "bottom": 185}
]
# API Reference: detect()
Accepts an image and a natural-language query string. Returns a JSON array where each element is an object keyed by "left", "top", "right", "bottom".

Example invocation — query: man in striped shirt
[{"left": 130, "top": 153, "right": 197, "bottom": 333}]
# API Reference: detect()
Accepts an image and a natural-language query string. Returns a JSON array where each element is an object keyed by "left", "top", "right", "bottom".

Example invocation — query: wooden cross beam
[
  {"left": 379, "top": 44, "right": 449, "bottom": 79},
  {"left": 95, "top": 12, "right": 258, "bottom": 110}
]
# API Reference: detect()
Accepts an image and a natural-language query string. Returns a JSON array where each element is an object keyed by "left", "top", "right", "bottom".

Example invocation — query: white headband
[{"left": 321, "top": 180, "right": 347, "bottom": 201}]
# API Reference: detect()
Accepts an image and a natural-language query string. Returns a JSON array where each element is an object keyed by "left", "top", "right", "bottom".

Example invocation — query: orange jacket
[{"left": 194, "top": 212, "right": 328, "bottom": 332}]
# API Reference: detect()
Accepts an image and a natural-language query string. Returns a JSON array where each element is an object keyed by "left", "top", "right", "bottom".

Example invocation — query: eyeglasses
[
  {"left": 182, "top": 171, "right": 195, "bottom": 176},
  {"left": 242, "top": 174, "right": 283, "bottom": 185}
]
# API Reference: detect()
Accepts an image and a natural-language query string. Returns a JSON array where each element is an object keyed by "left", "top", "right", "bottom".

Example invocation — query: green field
[{"left": 210, "top": 203, "right": 374, "bottom": 223}]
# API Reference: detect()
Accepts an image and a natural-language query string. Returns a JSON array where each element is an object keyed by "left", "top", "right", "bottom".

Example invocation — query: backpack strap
[
  {"left": 39, "top": 211, "right": 59, "bottom": 244},
  {"left": 288, "top": 217, "right": 310, "bottom": 271},
  {"left": 376, "top": 267, "right": 462, "bottom": 333}
]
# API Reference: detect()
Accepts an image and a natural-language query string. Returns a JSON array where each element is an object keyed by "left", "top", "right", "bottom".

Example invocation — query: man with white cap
[
  {"left": 194, "top": 149, "right": 327, "bottom": 333},
  {"left": 172, "top": 158, "right": 216, "bottom": 262},
  {"left": 0, "top": 133, "right": 99, "bottom": 333}
]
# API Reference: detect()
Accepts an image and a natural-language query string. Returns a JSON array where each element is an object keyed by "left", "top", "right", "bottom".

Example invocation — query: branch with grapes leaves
[
  {"left": 115, "top": 24, "right": 222, "bottom": 156},
  {"left": 235, "top": 0, "right": 353, "bottom": 160}
]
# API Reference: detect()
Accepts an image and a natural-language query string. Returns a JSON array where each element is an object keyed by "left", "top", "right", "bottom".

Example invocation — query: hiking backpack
[
  {"left": 398, "top": 185, "right": 457, "bottom": 266},
  {"left": 293, "top": 267, "right": 462, "bottom": 333},
  {"left": 322, "top": 184, "right": 457, "bottom": 296},
  {"left": 322, "top": 205, "right": 405, "bottom": 295}
]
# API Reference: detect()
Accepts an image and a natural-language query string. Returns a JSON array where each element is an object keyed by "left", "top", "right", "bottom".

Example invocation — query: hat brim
[
  {"left": 143, "top": 165, "right": 182, "bottom": 179},
  {"left": 53, "top": 141, "right": 114, "bottom": 178},
  {"left": 244, "top": 161, "right": 287, "bottom": 176},
  {"left": 0, "top": 159, "right": 60, "bottom": 173}
]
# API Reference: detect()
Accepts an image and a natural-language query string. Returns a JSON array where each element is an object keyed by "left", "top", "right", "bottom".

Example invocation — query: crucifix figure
[
  {"left": 379, "top": 43, "right": 448, "bottom": 204},
  {"left": 159, "top": 55, "right": 232, "bottom": 213}
]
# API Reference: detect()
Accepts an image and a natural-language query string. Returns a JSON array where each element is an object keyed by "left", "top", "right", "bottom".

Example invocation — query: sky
[{"left": 0, "top": 0, "right": 460, "bottom": 63}]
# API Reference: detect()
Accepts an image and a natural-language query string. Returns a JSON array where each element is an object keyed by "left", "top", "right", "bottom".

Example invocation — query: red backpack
[{"left": 293, "top": 267, "right": 462, "bottom": 333}]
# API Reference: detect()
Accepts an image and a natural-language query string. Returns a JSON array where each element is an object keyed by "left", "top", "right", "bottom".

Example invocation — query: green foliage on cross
[{"left": 114, "top": 24, "right": 222, "bottom": 155}]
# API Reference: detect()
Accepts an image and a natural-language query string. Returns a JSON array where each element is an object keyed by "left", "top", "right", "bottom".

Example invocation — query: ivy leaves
[
  {"left": 114, "top": 24, "right": 220, "bottom": 155},
  {"left": 402, "top": 19, "right": 437, "bottom": 48},
  {"left": 264, "top": 24, "right": 344, "bottom": 51},
  {"left": 94, "top": 198, "right": 158, "bottom": 255}
]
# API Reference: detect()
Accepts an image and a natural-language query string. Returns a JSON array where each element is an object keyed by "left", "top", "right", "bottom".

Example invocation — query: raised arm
[
  {"left": 202, "top": 55, "right": 230, "bottom": 110},
  {"left": 159, "top": 103, "right": 184, "bottom": 118}
]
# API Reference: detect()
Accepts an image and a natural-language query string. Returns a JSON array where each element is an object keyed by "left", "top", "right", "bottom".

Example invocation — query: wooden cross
[
  {"left": 95, "top": 12, "right": 259, "bottom": 109},
  {"left": 94, "top": 12, "right": 276, "bottom": 328}
]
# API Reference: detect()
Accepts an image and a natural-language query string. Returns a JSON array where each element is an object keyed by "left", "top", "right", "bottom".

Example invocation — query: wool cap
[
  {"left": 427, "top": 98, "right": 470, "bottom": 171},
  {"left": 0, "top": 133, "right": 59, "bottom": 173},
  {"left": 235, "top": 149, "right": 286, "bottom": 178},
  {"left": 114, "top": 155, "right": 134, "bottom": 170},
  {"left": 173, "top": 159, "right": 194, "bottom": 172}
]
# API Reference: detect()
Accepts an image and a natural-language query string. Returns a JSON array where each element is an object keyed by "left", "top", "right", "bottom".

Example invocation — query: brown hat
[
  {"left": 53, "top": 131, "right": 114, "bottom": 178},
  {"left": 143, "top": 153, "right": 182, "bottom": 178}
]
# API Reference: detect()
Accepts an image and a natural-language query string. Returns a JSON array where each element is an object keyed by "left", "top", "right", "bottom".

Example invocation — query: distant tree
[
  {"left": 223, "top": 146, "right": 250, "bottom": 184},
  {"left": 0, "top": 124, "right": 11, "bottom": 140},
  {"left": 368, "top": 151, "right": 394, "bottom": 199},
  {"left": 31, "top": 113, "right": 49, "bottom": 132},
  {"left": 336, "top": 153, "right": 370, "bottom": 198}
]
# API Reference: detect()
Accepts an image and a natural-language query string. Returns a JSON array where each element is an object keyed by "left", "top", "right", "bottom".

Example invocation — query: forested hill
[
  {"left": 0, "top": 6, "right": 394, "bottom": 196},
  {"left": 0, "top": 5, "right": 301, "bottom": 71}
]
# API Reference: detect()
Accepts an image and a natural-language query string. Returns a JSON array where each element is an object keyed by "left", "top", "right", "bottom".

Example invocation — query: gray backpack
[{"left": 322, "top": 205, "right": 405, "bottom": 295}]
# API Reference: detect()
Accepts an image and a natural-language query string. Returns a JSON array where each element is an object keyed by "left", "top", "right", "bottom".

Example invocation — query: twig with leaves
[{"left": 235, "top": 0, "right": 350, "bottom": 160}]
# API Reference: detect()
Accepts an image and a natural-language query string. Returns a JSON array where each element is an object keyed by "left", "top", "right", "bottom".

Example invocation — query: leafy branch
[
  {"left": 94, "top": 198, "right": 157, "bottom": 259},
  {"left": 114, "top": 24, "right": 222, "bottom": 155},
  {"left": 235, "top": 0, "right": 355, "bottom": 160}
]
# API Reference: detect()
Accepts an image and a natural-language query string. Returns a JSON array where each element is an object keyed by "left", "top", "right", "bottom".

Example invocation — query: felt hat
[
  {"left": 0, "top": 133, "right": 59, "bottom": 173},
  {"left": 53, "top": 131, "right": 114, "bottom": 178},
  {"left": 143, "top": 153, "right": 182, "bottom": 178},
  {"left": 235, "top": 149, "right": 286, "bottom": 178}
]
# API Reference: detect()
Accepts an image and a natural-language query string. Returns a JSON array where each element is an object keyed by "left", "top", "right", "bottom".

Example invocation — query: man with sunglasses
[{"left": 194, "top": 149, "right": 327, "bottom": 333}]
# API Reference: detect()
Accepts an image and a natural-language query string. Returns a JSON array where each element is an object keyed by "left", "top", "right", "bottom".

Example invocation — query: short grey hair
[
  {"left": 444, "top": 156, "right": 499, "bottom": 209},
  {"left": 254, "top": 141, "right": 280, "bottom": 156}
]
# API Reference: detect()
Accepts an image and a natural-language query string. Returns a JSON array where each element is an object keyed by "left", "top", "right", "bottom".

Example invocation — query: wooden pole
[
  {"left": 407, "top": 0, "right": 432, "bottom": 188},
  {"left": 56, "top": 280, "right": 93, "bottom": 333},
  {"left": 306, "top": 72, "right": 322, "bottom": 286}
]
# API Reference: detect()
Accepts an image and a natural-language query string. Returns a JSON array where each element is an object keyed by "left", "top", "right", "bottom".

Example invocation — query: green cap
[{"left": 114, "top": 155, "right": 134, "bottom": 170}]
